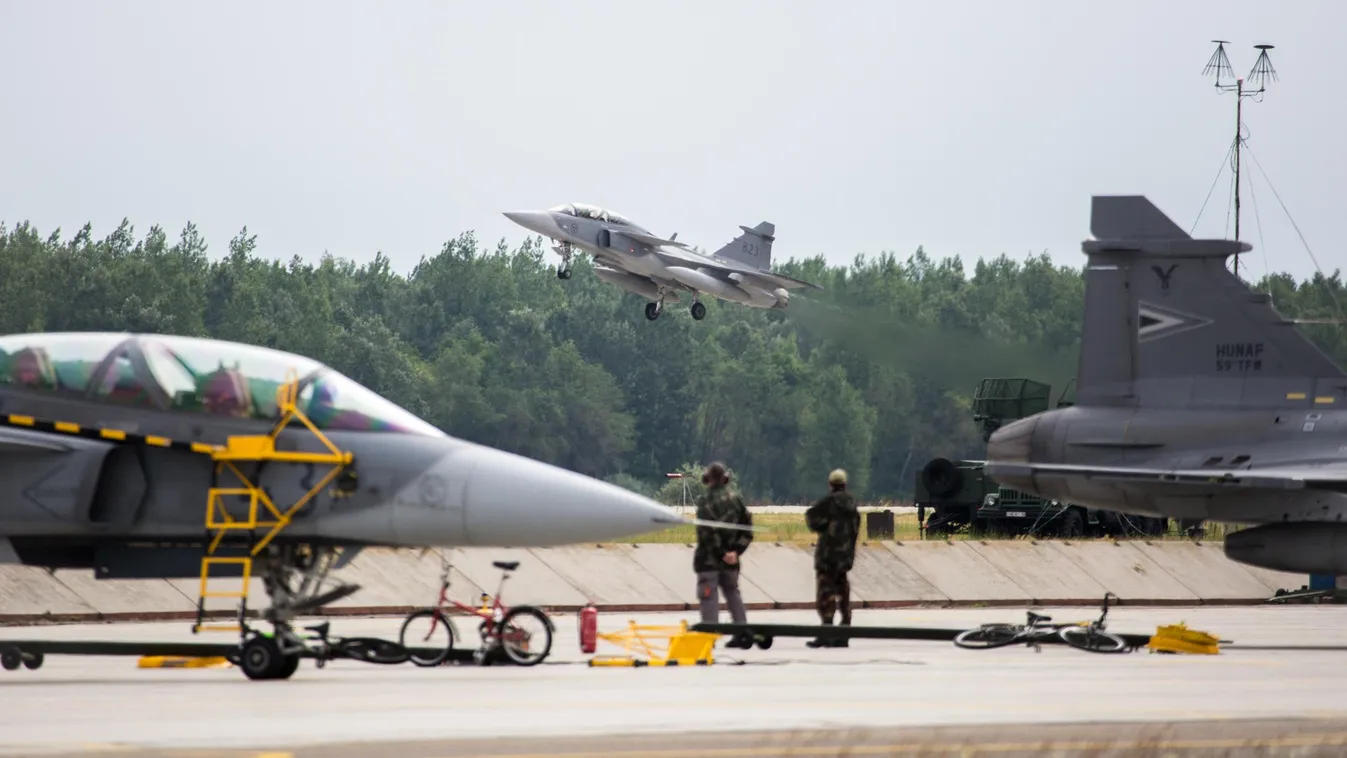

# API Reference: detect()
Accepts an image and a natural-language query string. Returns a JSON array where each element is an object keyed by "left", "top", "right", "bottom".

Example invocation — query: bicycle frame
[{"left": 416, "top": 562, "right": 516, "bottom": 647}]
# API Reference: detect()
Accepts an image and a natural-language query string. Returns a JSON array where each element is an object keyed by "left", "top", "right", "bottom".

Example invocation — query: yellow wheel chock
[
  {"left": 1147, "top": 623, "right": 1220, "bottom": 655},
  {"left": 137, "top": 655, "right": 233, "bottom": 669},
  {"left": 588, "top": 620, "right": 721, "bottom": 667}
]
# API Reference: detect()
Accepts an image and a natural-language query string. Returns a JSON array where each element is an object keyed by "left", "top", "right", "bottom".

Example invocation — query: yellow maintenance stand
[
  {"left": 193, "top": 371, "right": 354, "bottom": 634},
  {"left": 588, "top": 620, "right": 721, "bottom": 667}
]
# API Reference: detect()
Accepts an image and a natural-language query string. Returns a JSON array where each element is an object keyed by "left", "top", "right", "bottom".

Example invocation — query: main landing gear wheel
[
  {"left": 556, "top": 267, "right": 572, "bottom": 280},
  {"left": 0, "top": 648, "right": 20, "bottom": 671},
  {"left": 690, "top": 301, "right": 706, "bottom": 320},
  {"left": 645, "top": 302, "right": 662, "bottom": 321}
]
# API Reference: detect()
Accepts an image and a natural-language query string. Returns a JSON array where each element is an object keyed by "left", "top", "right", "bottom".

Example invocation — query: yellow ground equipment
[
  {"left": 137, "top": 655, "right": 233, "bottom": 669},
  {"left": 194, "top": 370, "right": 354, "bottom": 633},
  {"left": 587, "top": 620, "right": 720, "bottom": 667},
  {"left": 1147, "top": 623, "right": 1220, "bottom": 655}
]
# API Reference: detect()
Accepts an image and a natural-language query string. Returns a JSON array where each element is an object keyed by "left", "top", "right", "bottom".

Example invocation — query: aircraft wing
[
  {"left": 651, "top": 248, "right": 823, "bottom": 290},
  {"left": 985, "top": 461, "right": 1347, "bottom": 491}
]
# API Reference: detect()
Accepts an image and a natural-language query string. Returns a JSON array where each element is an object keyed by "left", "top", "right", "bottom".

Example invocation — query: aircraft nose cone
[
  {"left": 458, "top": 443, "right": 677, "bottom": 546},
  {"left": 503, "top": 210, "right": 559, "bottom": 238}
]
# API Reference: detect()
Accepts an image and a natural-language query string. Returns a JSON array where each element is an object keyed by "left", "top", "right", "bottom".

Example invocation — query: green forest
[{"left": 2, "top": 219, "right": 1344, "bottom": 504}]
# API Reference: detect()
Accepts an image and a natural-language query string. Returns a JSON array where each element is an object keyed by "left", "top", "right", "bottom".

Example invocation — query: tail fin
[
  {"left": 1076, "top": 195, "right": 1347, "bottom": 409},
  {"left": 711, "top": 222, "right": 775, "bottom": 269}
]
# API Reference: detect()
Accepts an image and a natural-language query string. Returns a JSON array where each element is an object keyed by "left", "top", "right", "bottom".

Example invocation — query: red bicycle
[{"left": 398, "top": 556, "right": 554, "bottom": 667}]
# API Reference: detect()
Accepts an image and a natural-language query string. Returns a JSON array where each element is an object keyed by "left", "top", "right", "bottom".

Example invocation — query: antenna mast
[{"left": 1201, "top": 40, "right": 1278, "bottom": 279}]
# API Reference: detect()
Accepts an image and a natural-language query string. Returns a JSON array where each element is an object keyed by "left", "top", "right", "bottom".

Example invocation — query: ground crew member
[
  {"left": 693, "top": 461, "right": 754, "bottom": 649},
  {"left": 804, "top": 468, "right": 860, "bottom": 648}
]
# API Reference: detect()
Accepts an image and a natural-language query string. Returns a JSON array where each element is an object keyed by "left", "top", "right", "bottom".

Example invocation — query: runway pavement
[{"left": 2, "top": 605, "right": 1346, "bottom": 757}]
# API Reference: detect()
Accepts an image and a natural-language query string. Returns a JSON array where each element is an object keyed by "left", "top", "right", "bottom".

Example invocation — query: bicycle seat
[
  {"left": 304, "top": 621, "right": 331, "bottom": 637},
  {"left": 1027, "top": 612, "right": 1051, "bottom": 625},
  {"left": 492, "top": 560, "right": 520, "bottom": 572}
]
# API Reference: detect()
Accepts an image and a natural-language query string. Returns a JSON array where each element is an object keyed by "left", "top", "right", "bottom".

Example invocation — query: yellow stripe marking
[
  {"left": 99, "top": 428, "right": 127, "bottom": 440},
  {"left": 9, "top": 414, "right": 33, "bottom": 426},
  {"left": 191, "top": 442, "right": 217, "bottom": 453},
  {"left": 1316, "top": 396, "right": 1336, "bottom": 404},
  {"left": 145, "top": 435, "right": 171, "bottom": 447},
  {"left": 54, "top": 421, "right": 80, "bottom": 433},
  {"left": 1287, "top": 392, "right": 1307, "bottom": 400}
]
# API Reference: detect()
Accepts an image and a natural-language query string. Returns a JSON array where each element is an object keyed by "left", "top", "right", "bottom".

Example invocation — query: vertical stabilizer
[
  {"left": 711, "top": 222, "right": 775, "bottom": 269},
  {"left": 1075, "top": 195, "right": 1347, "bottom": 409}
]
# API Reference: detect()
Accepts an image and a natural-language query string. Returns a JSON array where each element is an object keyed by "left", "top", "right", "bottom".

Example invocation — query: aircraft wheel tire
[
  {"left": 22, "top": 652, "right": 43, "bottom": 670},
  {"left": 691, "top": 302, "right": 707, "bottom": 320},
  {"left": 557, "top": 267, "right": 571, "bottom": 280},
  {"left": 644, "top": 302, "right": 661, "bottom": 321},
  {"left": 239, "top": 635, "right": 284, "bottom": 681},
  {"left": 0, "top": 648, "right": 20, "bottom": 671}
]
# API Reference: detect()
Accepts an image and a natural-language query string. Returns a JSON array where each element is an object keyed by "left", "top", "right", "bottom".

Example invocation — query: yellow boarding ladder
[{"left": 193, "top": 370, "right": 354, "bottom": 633}]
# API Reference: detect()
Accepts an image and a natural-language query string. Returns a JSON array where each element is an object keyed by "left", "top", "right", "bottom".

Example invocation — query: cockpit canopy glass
[
  {"left": 0, "top": 332, "right": 445, "bottom": 437},
  {"left": 547, "top": 202, "right": 633, "bottom": 227}
]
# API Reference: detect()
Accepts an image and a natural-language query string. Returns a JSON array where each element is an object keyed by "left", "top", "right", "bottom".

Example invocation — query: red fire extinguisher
[{"left": 579, "top": 602, "right": 598, "bottom": 654}]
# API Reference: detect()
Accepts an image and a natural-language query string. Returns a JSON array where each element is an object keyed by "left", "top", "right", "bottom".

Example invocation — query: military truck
[{"left": 914, "top": 377, "right": 1169, "bottom": 539}]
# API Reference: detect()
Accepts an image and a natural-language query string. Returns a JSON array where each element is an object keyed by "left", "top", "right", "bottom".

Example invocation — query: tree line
[{"left": 2, "top": 218, "right": 1344, "bottom": 504}]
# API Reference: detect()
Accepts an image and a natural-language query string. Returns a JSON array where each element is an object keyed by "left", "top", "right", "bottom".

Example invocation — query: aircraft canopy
[
  {"left": 548, "top": 203, "right": 635, "bottom": 228},
  {"left": 0, "top": 332, "right": 445, "bottom": 437}
]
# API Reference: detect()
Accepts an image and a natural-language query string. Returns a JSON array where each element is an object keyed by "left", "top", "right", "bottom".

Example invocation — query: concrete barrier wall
[{"left": 0, "top": 539, "right": 1310, "bottom": 624}]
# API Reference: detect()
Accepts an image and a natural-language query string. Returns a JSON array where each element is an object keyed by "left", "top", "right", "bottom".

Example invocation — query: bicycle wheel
[
  {"left": 399, "top": 609, "right": 455, "bottom": 667},
  {"left": 497, "top": 607, "right": 553, "bottom": 666},
  {"left": 1059, "top": 626, "right": 1128, "bottom": 654},
  {"left": 953, "top": 624, "right": 1023, "bottom": 650},
  {"left": 336, "top": 637, "right": 411, "bottom": 664}
]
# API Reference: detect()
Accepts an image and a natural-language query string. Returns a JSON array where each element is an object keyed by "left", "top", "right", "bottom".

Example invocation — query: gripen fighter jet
[
  {"left": 984, "top": 195, "right": 1347, "bottom": 577},
  {"left": 504, "top": 203, "right": 822, "bottom": 321},
  {"left": 0, "top": 332, "right": 710, "bottom": 675}
]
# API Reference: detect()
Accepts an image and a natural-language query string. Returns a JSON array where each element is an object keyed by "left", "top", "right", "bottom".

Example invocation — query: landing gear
[
  {"left": 553, "top": 243, "right": 574, "bottom": 280},
  {"left": 226, "top": 544, "right": 363, "bottom": 681},
  {"left": 645, "top": 286, "right": 668, "bottom": 321},
  {"left": 690, "top": 301, "right": 706, "bottom": 320}
]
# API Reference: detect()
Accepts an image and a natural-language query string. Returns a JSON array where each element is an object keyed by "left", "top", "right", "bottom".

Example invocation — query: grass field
[{"left": 626, "top": 512, "right": 1230, "bottom": 544}]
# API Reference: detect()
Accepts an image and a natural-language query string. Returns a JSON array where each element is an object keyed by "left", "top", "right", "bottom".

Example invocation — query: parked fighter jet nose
[
  {"left": 457, "top": 444, "right": 677, "bottom": 545},
  {"left": 503, "top": 210, "right": 559, "bottom": 238}
]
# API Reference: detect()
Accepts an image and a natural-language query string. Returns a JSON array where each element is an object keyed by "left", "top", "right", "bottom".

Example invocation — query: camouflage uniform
[
  {"left": 805, "top": 489, "right": 860, "bottom": 631},
  {"left": 693, "top": 481, "right": 754, "bottom": 625}
]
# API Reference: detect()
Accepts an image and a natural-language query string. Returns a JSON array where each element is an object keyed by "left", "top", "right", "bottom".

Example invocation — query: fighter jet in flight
[
  {"left": 0, "top": 331, "right": 701, "bottom": 673},
  {"left": 503, "top": 203, "right": 821, "bottom": 321},
  {"left": 983, "top": 195, "right": 1347, "bottom": 577}
]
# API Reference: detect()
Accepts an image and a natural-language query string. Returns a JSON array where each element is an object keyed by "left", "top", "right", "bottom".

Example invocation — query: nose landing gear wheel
[
  {"left": 645, "top": 302, "right": 662, "bottom": 321},
  {"left": 690, "top": 302, "right": 706, "bottom": 320}
]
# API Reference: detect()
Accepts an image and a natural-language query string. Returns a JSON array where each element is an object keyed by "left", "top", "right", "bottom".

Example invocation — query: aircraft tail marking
[
  {"left": 1076, "top": 195, "right": 1347, "bottom": 409},
  {"left": 712, "top": 222, "right": 775, "bottom": 269}
]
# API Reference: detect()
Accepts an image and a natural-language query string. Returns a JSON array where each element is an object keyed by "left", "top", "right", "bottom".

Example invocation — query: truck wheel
[
  {"left": 1057, "top": 509, "right": 1085, "bottom": 539},
  {"left": 921, "top": 459, "right": 963, "bottom": 499}
]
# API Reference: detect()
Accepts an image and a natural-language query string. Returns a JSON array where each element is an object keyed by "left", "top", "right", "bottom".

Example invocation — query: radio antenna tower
[{"left": 1201, "top": 40, "right": 1278, "bottom": 278}]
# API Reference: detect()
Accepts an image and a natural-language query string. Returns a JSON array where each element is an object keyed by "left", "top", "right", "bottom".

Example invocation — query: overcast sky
[{"left": 2, "top": 0, "right": 1343, "bottom": 283}]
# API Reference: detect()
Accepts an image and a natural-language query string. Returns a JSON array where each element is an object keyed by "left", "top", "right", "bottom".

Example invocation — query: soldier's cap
[{"left": 829, "top": 469, "right": 847, "bottom": 485}]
